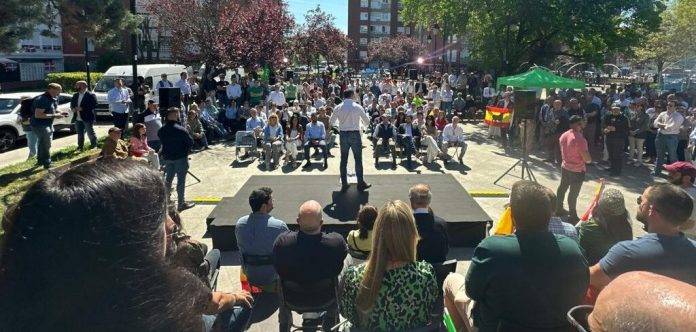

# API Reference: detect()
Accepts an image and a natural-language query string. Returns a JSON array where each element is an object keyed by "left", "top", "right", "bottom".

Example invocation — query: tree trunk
[{"left": 656, "top": 60, "right": 664, "bottom": 89}]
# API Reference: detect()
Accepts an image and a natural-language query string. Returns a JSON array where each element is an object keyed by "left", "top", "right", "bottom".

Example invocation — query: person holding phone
[
  {"left": 603, "top": 101, "right": 629, "bottom": 176},
  {"left": 31, "top": 83, "right": 68, "bottom": 169},
  {"left": 107, "top": 78, "right": 131, "bottom": 135}
]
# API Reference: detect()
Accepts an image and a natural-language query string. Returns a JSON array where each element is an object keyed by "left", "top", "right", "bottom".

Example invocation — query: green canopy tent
[{"left": 496, "top": 68, "right": 585, "bottom": 90}]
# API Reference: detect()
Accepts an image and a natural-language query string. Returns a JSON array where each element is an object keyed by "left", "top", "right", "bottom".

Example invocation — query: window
[
  {"left": 360, "top": 0, "right": 368, "bottom": 8},
  {"left": 369, "top": 25, "right": 375, "bottom": 32},
  {"left": 44, "top": 60, "right": 56, "bottom": 73},
  {"left": 360, "top": 25, "right": 368, "bottom": 33},
  {"left": 360, "top": 38, "right": 368, "bottom": 46},
  {"left": 359, "top": 51, "right": 368, "bottom": 59},
  {"left": 360, "top": 12, "right": 369, "bottom": 20},
  {"left": 397, "top": 26, "right": 405, "bottom": 33}
]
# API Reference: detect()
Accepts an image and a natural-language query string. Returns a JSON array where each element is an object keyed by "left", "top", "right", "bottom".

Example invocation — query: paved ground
[
  {"left": 177, "top": 122, "right": 655, "bottom": 330},
  {"left": 0, "top": 123, "right": 111, "bottom": 168}
]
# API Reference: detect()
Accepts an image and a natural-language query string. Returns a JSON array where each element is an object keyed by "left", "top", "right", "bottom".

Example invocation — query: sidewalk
[{"left": 0, "top": 124, "right": 111, "bottom": 168}]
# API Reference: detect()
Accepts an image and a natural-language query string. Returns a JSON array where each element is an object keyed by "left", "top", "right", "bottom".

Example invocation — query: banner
[
  {"left": 579, "top": 179, "right": 606, "bottom": 224},
  {"left": 492, "top": 206, "right": 514, "bottom": 235},
  {"left": 485, "top": 106, "right": 513, "bottom": 128}
]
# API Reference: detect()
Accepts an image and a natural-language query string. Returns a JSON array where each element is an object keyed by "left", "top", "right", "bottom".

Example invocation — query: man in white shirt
[
  {"left": 266, "top": 84, "right": 286, "bottom": 108},
  {"left": 226, "top": 79, "right": 242, "bottom": 105},
  {"left": 654, "top": 100, "right": 685, "bottom": 175},
  {"left": 175, "top": 72, "right": 192, "bottom": 111},
  {"left": 442, "top": 116, "right": 467, "bottom": 163},
  {"left": 330, "top": 90, "right": 371, "bottom": 192},
  {"left": 441, "top": 85, "right": 454, "bottom": 115},
  {"left": 107, "top": 78, "right": 131, "bottom": 135}
]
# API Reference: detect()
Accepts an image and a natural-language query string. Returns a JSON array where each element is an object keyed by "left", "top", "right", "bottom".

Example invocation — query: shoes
[
  {"left": 323, "top": 161, "right": 328, "bottom": 169},
  {"left": 391, "top": 161, "right": 397, "bottom": 169},
  {"left": 302, "top": 161, "right": 311, "bottom": 169},
  {"left": 178, "top": 202, "right": 196, "bottom": 211},
  {"left": 327, "top": 152, "right": 334, "bottom": 157},
  {"left": 374, "top": 161, "right": 379, "bottom": 168},
  {"left": 357, "top": 182, "right": 372, "bottom": 191}
]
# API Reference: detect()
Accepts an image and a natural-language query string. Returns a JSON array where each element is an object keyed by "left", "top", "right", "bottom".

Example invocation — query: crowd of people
[{"left": 1, "top": 160, "right": 694, "bottom": 331}]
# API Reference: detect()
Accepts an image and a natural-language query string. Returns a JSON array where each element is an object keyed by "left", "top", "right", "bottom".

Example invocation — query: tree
[
  {"left": 368, "top": 34, "right": 426, "bottom": 68},
  {"left": 401, "top": 0, "right": 664, "bottom": 74},
  {"left": 291, "top": 6, "right": 351, "bottom": 69},
  {"left": 1, "top": 0, "right": 137, "bottom": 53},
  {"left": 149, "top": 0, "right": 293, "bottom": 80}
]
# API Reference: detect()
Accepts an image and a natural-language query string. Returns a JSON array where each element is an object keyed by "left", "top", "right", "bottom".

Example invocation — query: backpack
[{"left": 19, "top": 97, "right": 35, "bottom": 121}]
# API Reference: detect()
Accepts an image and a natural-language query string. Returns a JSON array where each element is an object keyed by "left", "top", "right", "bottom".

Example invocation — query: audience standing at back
[
  {"left": 443, "top": 180, "right": 588, "bottom": 332},
  {"left": 577, "top": 188, "right": 633, "bottom": 265},
  {"left": 235, "top": 187, "right": 288, "bottom": 290},
  {"left": 339, "top": 200, "right": 438, "bottom": 331},
  {"left": 409, "top": 184, "right": 449, "bottom": 263},
  {"left": 589, "top": 183, "right": 696, "bottom": 289}
]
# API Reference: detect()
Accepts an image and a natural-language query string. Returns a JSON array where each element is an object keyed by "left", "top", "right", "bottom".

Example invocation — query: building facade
[
  {"left": 347, "top": 0, "right": 468, "bottom": 70},
  {"left": 0, "top": 22, "right": 64, "bottom": 89}
]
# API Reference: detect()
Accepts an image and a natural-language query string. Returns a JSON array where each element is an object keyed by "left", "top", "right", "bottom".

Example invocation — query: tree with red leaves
[
  {"left": 368, "top": 34, "right": 426, "bottom": 69},
  {"left": 147, "top": 0, "right": 293, "bottom": 79},
  {"left": 291, "top": 6, "right": 351, "bottom": 69}
]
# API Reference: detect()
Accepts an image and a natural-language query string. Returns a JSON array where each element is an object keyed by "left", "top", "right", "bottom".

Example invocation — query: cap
[
  {"left": 611, "top": 101, "right": 622, "bottom": 108},
  {"left": 108, "top": 127, "right": 122, "bottom": 133},
  {"left": 569, "top": 115, "right": 583, "bottom": 124},
  {"left": 596, "top": 188, "right": 626, "bottom": 216},
  {"left": 663, "top": 161, "right": 696, "bottom": 178},
  {"left": 147, "top": 99, "right": 156, "bottom": 104}
]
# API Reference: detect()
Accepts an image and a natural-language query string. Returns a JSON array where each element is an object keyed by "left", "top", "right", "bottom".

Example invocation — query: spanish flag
[{"left": 485, "top": 106, "right": 512, "bottom": 128}]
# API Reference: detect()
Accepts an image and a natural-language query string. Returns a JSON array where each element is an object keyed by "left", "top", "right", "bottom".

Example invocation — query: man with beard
[
  {"left": 589, "top": 183, "right": 696, "bottom": 289},
  {"left": 663, "top": 161, "right": 696, "bottom": 240}
]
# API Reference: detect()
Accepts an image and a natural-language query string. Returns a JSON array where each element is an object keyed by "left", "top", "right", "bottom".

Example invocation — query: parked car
[{"left": 0, "top": 92, "right": 75, "bottom": 152}]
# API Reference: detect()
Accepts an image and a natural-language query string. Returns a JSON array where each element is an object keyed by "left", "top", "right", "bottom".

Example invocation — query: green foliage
[
  {"left": 401, "top": 0, "right": 664, "bottom": 74},
  {"left": 0, "top": 0, "right": 54, "bottom": 52},
  {"left": 45, "top": 72, "right": 104, "bottom": 91},
  {"left": 96, "top": 50, "right": 129, "bottom": 72}
]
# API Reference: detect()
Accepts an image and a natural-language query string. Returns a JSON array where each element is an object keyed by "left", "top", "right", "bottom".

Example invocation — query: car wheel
[{"left": 0, "top": 128, "right": 18, "bottom": 152}]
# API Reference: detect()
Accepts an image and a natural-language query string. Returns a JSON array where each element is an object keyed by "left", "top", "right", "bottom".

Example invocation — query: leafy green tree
[
  {"left": 401, "top": 0, "right": 664, "bottom": 74},
  {"left": 0, "top": 0, "right": 52, "bottom": 52}
]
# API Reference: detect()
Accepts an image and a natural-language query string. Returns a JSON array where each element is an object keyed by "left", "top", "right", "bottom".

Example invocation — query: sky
[{"left": 287, "top": 0, "right": 348, "bottom": 33}]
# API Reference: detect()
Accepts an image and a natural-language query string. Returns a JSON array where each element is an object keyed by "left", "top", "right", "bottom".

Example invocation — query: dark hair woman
[
  {"left": 0, "top": 160, "right": 252, "bottom": 331},
  {"left": 577, "top": 188, "right": 633, "bottom": 265}
]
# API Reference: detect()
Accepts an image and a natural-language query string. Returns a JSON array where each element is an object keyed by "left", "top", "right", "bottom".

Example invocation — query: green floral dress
[{"left": 339, "top": 261, "right": 438, "bottom": 331}]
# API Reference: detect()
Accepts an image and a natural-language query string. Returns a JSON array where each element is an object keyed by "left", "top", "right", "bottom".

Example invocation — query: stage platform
[{"left": 207, "top": 174, "right": 492, "bottom": 251}]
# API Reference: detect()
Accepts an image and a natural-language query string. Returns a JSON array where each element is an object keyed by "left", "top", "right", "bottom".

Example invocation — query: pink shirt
[
  {"left": 129, "top": 136, "right": 150, "bottom": 157},
  {"left": 559, "top": 129, "right": 588, "bottom": 173}
]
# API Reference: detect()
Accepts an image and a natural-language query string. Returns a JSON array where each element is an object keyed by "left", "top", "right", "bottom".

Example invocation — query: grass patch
[{"left": 0, "top": 137, "right": 106, "bottom": 240}]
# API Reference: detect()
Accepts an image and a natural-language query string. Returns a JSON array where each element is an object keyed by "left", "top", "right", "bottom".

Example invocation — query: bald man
[
  {"left": 272, "top": 200, "right": 347, "bottom": 284},
  {"left": 587, "top": 271, "right": 696, "bottom": 332}
]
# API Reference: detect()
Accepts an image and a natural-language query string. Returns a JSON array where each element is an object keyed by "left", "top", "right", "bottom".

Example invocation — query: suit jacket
[
  {"left": 414, "top": 82, "right": 428, "bottom": 95},
  {"left": 398, "top": 123, "right": 421, "bottom": 138},
  {"left": 414, "top": 212, "right": 449, "bottom": 263},
  {"left": 70, "top": 91, "right": 97, "bottom": 123}
]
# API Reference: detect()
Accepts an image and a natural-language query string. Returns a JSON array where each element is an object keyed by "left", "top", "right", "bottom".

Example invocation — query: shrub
[{"left": 45, "top": 72, "right": 104, "bottom": 91}]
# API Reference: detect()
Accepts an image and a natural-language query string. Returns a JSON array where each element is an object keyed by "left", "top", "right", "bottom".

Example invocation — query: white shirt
[
  {"left": 226, "top": 83, "right": 242, "bottom": 99},
  {"left": 314, "top": 97, "right": 326, "bottom": 109},
  {"left": 483, "top": 87, "right": 495, "bottom": 98},
  {"left": 654, "top": 110, "right": 685, "bottom": 135},
  {"left": 441, "top": 89, "right": 454, "bottom": 102},
  {"left": 414, "top": 207, "right": 429, "bottom": 214},
  {"left": 330, "top": 99, "right": 370, "bottom": 132},
  {"left": 443, "top": 123, "right": 465, "bottom": 142},
  {"left": 76, "top": 91, "right": 85, "bottom": 121},
  {"left": 175, "top": 79, "right": 191, "bottom": 95},
  {"left": 267, "top": 90, "right": 286, "bottom": 106}
]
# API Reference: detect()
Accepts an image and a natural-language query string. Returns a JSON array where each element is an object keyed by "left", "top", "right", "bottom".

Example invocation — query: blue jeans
[
  {"left": 163, "top": 157, "right": 189, "bottom": 207},
  {"left": 112, "top": 112, "right": 128, "bottom": 134},
  {"left": 25, "top": 129, "right": 38, "bottom": 159},
  {"left": 201, "top": 306, "right": 252, "bottom": 332},
  {"left": 148, "top": 140, "right": 161, "bottom": 153},
  {"left": 339, "top": 131, "right": 364, "bottom": 185},
  {"left": 75, "top": 120, "right": 97, "bottom": 149},
  {"left": 32, "top": 125, "right": 53, "bottom": 167},
  {"left": 655, "top": 133, "right": 678, "bottom": 174}
]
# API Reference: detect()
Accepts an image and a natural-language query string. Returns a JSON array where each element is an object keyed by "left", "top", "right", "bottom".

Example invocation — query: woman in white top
[{"left": 284, "top": 114, "right": 303, "bottom": 165}]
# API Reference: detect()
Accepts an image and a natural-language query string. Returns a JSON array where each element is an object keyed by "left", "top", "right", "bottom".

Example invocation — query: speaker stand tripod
[{"left": 494, "top": 118, "right": 537, "bottom": 185}]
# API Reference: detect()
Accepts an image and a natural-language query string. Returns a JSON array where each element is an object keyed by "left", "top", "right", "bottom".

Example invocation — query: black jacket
[
  {"left": 272, "top": 231, "right": 347, "bottom": 284},
  {"left": 603, "top": 113, "right": 630, "bottom": 140},
  {"left": 398, "top": 123, "right": 421, "bottom": 138},
  {"left": 158, "top": 121, "right": 194, "bottom": 161},
  {"left": 414, "top": 212, "right": 449, "bottom": 264},
  {"left": 70, "top": 91, "right": 97, "bottom": 123}
]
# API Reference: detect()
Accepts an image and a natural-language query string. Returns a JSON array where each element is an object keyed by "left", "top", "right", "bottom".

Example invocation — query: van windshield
[{"left": 94, "top": 76, "right": 134, "bottom": 93}]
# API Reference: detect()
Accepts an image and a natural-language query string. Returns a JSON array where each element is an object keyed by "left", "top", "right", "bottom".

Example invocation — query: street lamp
[{"left": 417, "top": 57, "right": 424, "bottom": 65}]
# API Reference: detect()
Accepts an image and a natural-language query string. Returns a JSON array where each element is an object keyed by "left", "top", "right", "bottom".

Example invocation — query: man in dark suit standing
[
  {"left": 409, "top": 184, "right": 448, "bottom": 263},
  {"left": 71, "top": 80, "right": 98, "bottom": 150}
]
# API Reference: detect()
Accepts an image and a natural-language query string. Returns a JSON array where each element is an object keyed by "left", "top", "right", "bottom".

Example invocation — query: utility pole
[
  {"left": 84, "top": 37, "right": 91, "bottom": 89},
  {"left": 130, "top": 0, "right": 139, "bottom": 90}
]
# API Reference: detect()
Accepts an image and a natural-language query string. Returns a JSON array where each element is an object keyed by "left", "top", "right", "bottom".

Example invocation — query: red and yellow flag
[{"left": 485, "top": 106, "right": 512, "bottom": 128}]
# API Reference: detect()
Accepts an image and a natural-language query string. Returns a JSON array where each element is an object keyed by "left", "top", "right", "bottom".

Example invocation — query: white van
[{"left": 93, "top": 64, "right": 187, "bottom": 116}]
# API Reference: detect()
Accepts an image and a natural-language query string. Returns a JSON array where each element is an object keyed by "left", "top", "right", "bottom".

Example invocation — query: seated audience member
[
  {"left": 235, "top": 187, "right": 288, "bottom": 290},
  {"left": 577, "top": 188, "right": 633, "bottom": 265},
  {"left": 262, "top": 113, "right": 284, "bottom": 170},
  {"left": 422, "top": 115, "right": 444, "bottom": 164},
  {"left": 316, "top": 107, "right": 335, "bottom": 155},
  {"left": 0, "top": 160, "right": 252, "bottom": 331},
  {"left": 346, "top": 205, "right": 378, "bottom": 265},
  {"left": 398, "top": 114, "right": 421, "bottom": 168},
  {"left": 372, "top": 114, "right": 398, "bottom": 169},
  {"left": 283, "top": 114, "right": 303, "bottom": 166},
  {"left": 409, "top": 184, "right": 448, "bottom": 263},
  {"left": 545, "top": 188, "right": 579, "bottom": 241},
  {"left": 433, "top": 108, "right": 448, "bottom": 130},
  {"left": 245, "top": 107, "right": 265, "bottom": 141},
  {"left": 187, "top": 109, "right": 209, "bottom": 150},
  {"left": 272, "top": 200, "right": 347, "bottom": 328},
  {"left": 101, "top": 127, "right": 135, "bottom": 160},
  {"left": 442, "top": 116, "right": 467, "bottom": 163},
  {"left": 590, "top": 183, "right": 696, "bottom": 289},
  {"left": 339, "top": 200, "right": 438, "bottom": 331},
  {"left": 443, "top": 180, "right": 588, "bottom": 332},
  {"left": 585, "top": 271, "right": 696, "bottom": 332},
  {"left": 303, "top": 112, "right": 328, "bottom": 169},
  {"left": 129, "top": 122, "right": 160, "bottom": 169},
  {"left": 166, "top": 205, "right": 216, "bottom": 288}
]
